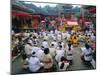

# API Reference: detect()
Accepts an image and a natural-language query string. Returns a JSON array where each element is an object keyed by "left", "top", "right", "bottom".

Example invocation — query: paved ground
[{"left": 11, "top": 38, "right": 95, "bottom": 75}]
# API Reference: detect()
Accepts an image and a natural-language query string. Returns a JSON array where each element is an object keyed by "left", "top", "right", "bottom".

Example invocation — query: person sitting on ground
[
  {"left": 42, "top": 39, "right": 49, "bottom": 48},
  {"left": 24, "top": 42, "right": 33, "bottom": 58},
  {"left": 81, "top": 43, "right": 93, "bottom": 65},
  {"left": 55, "top": 45, "right": 65, "bottom": 63},
  {"left": 58, "top": 41, "right": 65, "bottom": 49},
  {"left": 51, "top": 40, "right": 58, "bottom": 49},
  {"left": 49, "top": 44, "right": 56, "bottom": 57},
  {"left": 42, "top": 48, "right": 53, "bottom": 72},
  {"left": 58, "top": 56, "right": 69, "bottom": 71},
  {"left": 21, "top": 53, "right": 29, "bottom": 69},
  {"left": 28, "top": 52, "right": 44, "bottom": 73}
]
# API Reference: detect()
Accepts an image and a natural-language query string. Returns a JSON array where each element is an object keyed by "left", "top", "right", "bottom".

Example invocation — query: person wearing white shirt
[
  {"left": 36, "top": 48, "right": 44, "bottom": 61},
  {"left": 65, "top": 43, "right": 73, "bottom": 64},
  {"left": 28, "top": 52, "right": 44, "bottom": 73},
  {"left": 42, "top": 31, "right": 47, "bottom": 38},
  {"left": 58, "top": 41, "right": 65, "bottom": 50},
  {"left": 42, "top": 39, "right": 49, "bottom": 48},
  {"left": 28, "top": 35, "right": 34, "bottom": 46},
  {"left": 58, "top": 56, "right": 69, "bottom": 71},
  {"left": 62, "top": 32, "right": 67, "bottom": 40},
  {"left": 81, "top": 44, "right": 93, "bottom": 65},
  {"left": 51, "top": 40, "right": 58, "bottom": 49},
  {"left": 24, "top": 43, "right": 33, "bottom": 57},
  {"left": 49, "top": 44, "right": 56, "bottom": 57},
  {"left": 31, "top": 46, "right": 40, "bottom": 56},
  {"left": 91, "top": 33, "right": 96, "bottom": 42},
  {"left": 57, "top": 33, "right": 62, "bottom": 42},
  {"left": 43, "top": 34, "right": 49, "bottom": 41},
  {"left": 55, "top": 45, "right": 65, "bottom": 62},
  {"left": 66, "top": 33, "right": 71, "bottom": 41}
]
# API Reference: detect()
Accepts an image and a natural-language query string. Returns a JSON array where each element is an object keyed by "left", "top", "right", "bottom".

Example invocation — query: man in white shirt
[
  {"left": 55, "top": 45, "right": 65, "bottom": 62},
  {"left": 35, "top": 48, "right": 44, "bottom": 61},
  {"left": 57, "top": 33, "right": 62, "bottom": 42},
  {"left": 51, "top": 40, "right": 58, "bottom": 49},
  {"left": 49, "top": 44, "right": 56, "bottom": 57},
  {"left": 66, "top": 33, "right": 71, "bottom": 41},
  {"left": 28, "top": 52, "right": 44, "bottom": 72},
  {"left": 81, "top": 44, "right": 93, "bottom": 63},
  {"left": 24, "top": 43, "right": 33, "bottom": 57},
  {"left": 42, "top": 39, "right": 49, "bottom": 48}
]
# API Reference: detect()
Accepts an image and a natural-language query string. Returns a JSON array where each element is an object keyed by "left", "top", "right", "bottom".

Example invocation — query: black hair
[
  {"left": 74, "top": 36, "right": 76, "bottom": 39},
  {"left": 68, "top": 43, "right": 71, "bottom": 47},
  {"left": 60, "top": 62, "right": 64, "bottom": 69},
  {"left": 51, "top": 44, "right": 54, "bottom": 47},
  {"left": 29, "top": 34, "right": 32, "bottom": 37},
  {"left": 85, "top": 43, "right": 90, "bottom": 49},
  {"left": 61, "top": 56, "right": 65, "bottom": 62},
  {"left": 68, "top": 47, "right": 71, "bottom": 51},
  {"left": 59, "top": 45, "right": 62, "bottom": 49},
  {"left": 22, "top": 54, "right": 27, "bottom": 60},
  {"left": 59, "top": 42, "right": 61, "bottom": 44},
  {"left": 32, "top": 52, "right": 36, "bottom": 55},
  {"left": 44, "top": 39, "right": 46, "bottom": 41},
  {"left": 44, "top": 48, "right": 49, "bottom": 54},
  {"left": 33, "top": 36, "right": 36, "bottom": 39}
]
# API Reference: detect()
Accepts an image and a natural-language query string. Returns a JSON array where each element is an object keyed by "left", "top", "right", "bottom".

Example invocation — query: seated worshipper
[
  {"left": 36, "top": 47, "right": 44, "bottom": 61},
  {"left": 33, "top": 36, "right": 39, "bottom": 46},
  {"left": 21, "top": 53, "right": 29, "bottom": 69},
  {"left": 62, "top": 32, "right": 67, "bottom": 40},
  {"left": 33, "top": 32, "right": 38, "bottom": 39},
  {"left": 90, "top": 33, "right": 96, "bottom": 43},
  {"left": 28, "top": 52, "right": 44, "bottom": 73},
  {"left": 24, "top": 42, "right": 33, "bottom": 58},
  {"left": 58, "top": 56, "right": 69, "bottom": 71},
  {"left": 28, "top": 36, "right": 34, "bottom": 46},
  {"left": 51, "top": 40, "right": 58, "bottom": 49},
  {"left": 81, "top": 43, "right": 93, "bottom": 66},
  {"left": 55, "top": 45, "right": 65, "bottom": 63},
  {"left": 58, "top": 41, "right": 65, "bottom": 49},
  {"left": 57, "top": 33, "right": 62, "bottom": 42},
  {"left": 42, "top": 39, "right": 49, "bottom": 48},
  {"left": 43, "top": 34, "right": 49, "bottom": 41},
  {"left": 65, "top": 43, "right": 73, "bottom": 65},
  {"left": 42, "top": 48, "right": 53, "bottom": 72},
  {"left": 49, "top": 44, "right": 56, "bottom": 57},
  {"left": 31, "top": 44, "right": 42, "bottom": 56}
]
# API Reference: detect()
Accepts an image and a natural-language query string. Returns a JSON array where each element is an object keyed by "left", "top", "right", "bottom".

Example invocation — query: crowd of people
[{"left": 12, "top": 22, "right": 96, "bottom": 73}]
